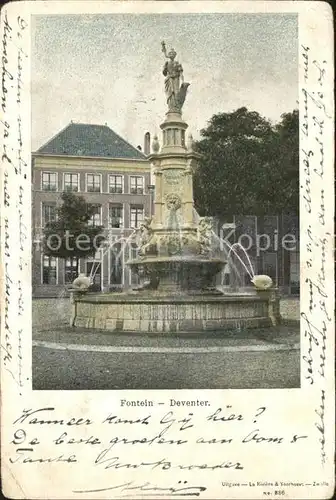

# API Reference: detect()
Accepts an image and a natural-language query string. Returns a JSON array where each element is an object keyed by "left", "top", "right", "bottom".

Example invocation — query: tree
[
  {"left": 268, "top": 109, "right": 299, "bottom": 214},
  {"left": 43, "top": 191, "right": 105, "bottom": 277},
  {"left": 193, "top": 107, "right": 299, "bottom": 216}
]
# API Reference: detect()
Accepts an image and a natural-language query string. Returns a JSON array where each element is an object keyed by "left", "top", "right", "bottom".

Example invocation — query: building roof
[{"left": 35, "top": 122, "right": 146, "bottom": 160}]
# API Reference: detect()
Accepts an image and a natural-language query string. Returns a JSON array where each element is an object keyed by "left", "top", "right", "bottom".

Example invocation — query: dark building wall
[{"left": 215, "top": 214, "right": 299, "bottom": 295}]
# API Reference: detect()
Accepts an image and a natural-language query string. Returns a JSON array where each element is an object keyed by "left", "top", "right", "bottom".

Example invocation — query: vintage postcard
[{"left": 1, "top": 1, "right": 334, "bottom": 498}]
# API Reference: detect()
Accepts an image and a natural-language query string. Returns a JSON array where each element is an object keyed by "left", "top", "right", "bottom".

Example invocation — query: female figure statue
[{"left": 161, "top": 41, "right": 189, "bottom": 111}]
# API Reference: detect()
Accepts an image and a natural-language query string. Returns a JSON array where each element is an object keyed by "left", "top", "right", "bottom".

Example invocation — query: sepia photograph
[{"left": 31, "top": 12, "right": 300, "bottom": 391}]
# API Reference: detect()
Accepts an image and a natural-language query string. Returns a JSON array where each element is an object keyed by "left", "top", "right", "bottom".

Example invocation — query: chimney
[{"left": 144, "top": 132, "right": 150, "bottom": 156}]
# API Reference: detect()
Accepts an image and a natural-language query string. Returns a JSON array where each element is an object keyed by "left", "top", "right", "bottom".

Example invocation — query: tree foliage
[
  {"left": 193, "top": 107, "right": 299, "bottom": 216},
  {"left": 43, "top": 192, "right": 105, "bottom": 272}
]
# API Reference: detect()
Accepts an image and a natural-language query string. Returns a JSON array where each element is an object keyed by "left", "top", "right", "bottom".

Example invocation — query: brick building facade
[{"left": 32, "top": 123, "right": 152, "bottom": 297}]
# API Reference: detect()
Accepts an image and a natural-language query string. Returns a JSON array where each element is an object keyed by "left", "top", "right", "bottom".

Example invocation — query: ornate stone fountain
[
  {"left": 71, "top": 42, "right": 280, "bottom": 333},
  {"left": 128, "top": 41, "right": 225, "bottom": 295}
]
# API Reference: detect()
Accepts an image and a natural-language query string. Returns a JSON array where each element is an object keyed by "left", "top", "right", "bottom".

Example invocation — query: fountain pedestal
[{"left": 127, "top": 107, "right": 227, "bottom": 294}]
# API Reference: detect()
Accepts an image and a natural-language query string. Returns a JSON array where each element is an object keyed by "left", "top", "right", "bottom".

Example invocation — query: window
[
  {"left": 109, "top": 204, "right": 123, "bottom": 229},
  {"left": 42, "top": 172, "right": 57, "bottom": 191},
  {"left": 88, "top": 204, "right": 102, "bottom": 226},
  {"left": 290, "top": 251, "right": 300, "bottom": 294},
  {"left": 130, "top": 243, "right": 139, "bottom": 288},
  {"left": 109, "top": 245, "right": 123, "bottom": 286},
  {"left": 64, "top": 173, "right": 79, "bottom": 192},
  {"left": 42, "top": 256, "right": 57, "bottom": 284},
  {"left": 87, "top": 174, "right": 101, "bottom": 193},
  {"left": 167, "top": 129, "right": 172, "bottom": 145},
  {"left": 262, "top": 252, "right": 278, "bottom": 284},
  {"left": 130, "top": 176, "right": 144, "bottom": 195},
  {"left": 64, "top": 257, "right": 78, "bottom": 284},
  {"left": 130, "top": 205, "right": 144, "bottom": 228},
  {"left": 181, "top": 130, "right": 185, "bottom": 147},
  {"left": 109, "top": 175, "right": 123, "bottom": 194},
  {"left": 130, "top": 244, "right": 141, "bottom": 286},
  {"left": 42, "top": 203, "right": 57, "bottom": 226}
]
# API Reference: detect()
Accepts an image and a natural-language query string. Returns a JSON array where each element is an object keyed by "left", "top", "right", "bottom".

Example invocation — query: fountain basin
[
  {"left": 128, "top": 256, "right": 226, "bottom": 293},
  {"left": 71, "top": 288, "right": 280, "bottom": 333}
]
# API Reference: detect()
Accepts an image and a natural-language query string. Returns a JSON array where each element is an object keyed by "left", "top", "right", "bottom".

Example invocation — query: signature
[{"left": 74, "top": 480, "right": 207, "bottom": 497}]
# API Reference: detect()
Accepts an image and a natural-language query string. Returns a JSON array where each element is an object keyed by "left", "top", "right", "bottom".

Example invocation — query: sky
[{"left": 32, "top": 13, "right": 298, "bottom": 151}]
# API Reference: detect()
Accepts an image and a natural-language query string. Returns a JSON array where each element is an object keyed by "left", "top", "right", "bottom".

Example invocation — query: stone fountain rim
[{"left": 75, "top": 292, "right": 271, "bottom": 304}]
